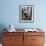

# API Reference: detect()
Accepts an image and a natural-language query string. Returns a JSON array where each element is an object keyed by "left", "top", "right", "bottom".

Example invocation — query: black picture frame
[{"left": 19, "top": 5, "right": 34, "bottom": 23}]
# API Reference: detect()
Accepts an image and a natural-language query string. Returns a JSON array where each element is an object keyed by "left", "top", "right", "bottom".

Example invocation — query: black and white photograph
[{"left": 19, "top": 5, "right": 34, "bottom": 23}]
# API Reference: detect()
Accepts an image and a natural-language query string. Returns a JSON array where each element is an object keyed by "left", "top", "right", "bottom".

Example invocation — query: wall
[
  {"left": 0, "top": 0, "right": 46, "bottom": 43},
  {"left": 0, "top": 0, "right": 46, "bottom": 29}
]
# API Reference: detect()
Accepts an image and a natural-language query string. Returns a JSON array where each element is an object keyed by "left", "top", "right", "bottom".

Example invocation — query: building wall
[{"left": 0, "top": 0, "right": 46, "bottom": 29}]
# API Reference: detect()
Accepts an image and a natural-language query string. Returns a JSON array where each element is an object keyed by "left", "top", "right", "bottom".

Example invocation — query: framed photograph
[{"left": 19, "top": 5, "right": 34, "bottom": 23}]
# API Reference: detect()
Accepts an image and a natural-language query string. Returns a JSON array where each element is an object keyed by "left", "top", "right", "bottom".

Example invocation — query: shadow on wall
[{"left": 0, "top": 24, "right": 7, "bottom": 43}]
